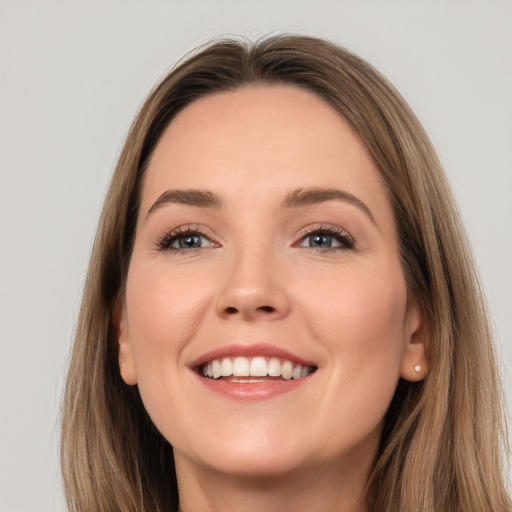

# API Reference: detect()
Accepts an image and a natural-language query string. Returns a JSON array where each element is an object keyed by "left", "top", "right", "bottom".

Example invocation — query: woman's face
[{"left": 118, "top": 85, "right": 426, "bottom": 481}]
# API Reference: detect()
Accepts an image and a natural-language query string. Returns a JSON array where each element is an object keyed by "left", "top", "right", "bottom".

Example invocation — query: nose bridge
[{"left": 215, "top": 237, "right": 290, "bottom": 321}]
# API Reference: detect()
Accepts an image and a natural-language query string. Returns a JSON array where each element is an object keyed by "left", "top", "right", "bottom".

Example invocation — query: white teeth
[
  {"left": 281, "top": 360, "right": 293, "bottom": 380},
  {"left": 232, "top": 356, "right": 250, "bottom": 377},
  {"left": 267, "top": 357, "right": 281, "bottom": 377},
  {"left": 220, "top": 358, "right": 233, "bottom": 377},
  {"left": 249, "top": 356, "right": 267, "bottom": 377},
  {"left": 212, "top": 360, "right": 222, "bottom": 379},
  {"left": 200, "top": 356, "right": 314, "bottom": 381}
]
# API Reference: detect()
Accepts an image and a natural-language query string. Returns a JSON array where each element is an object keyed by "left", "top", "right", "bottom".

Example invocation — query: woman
[{"left": 61, "top": 35, "right": 511, "bottom": 511}]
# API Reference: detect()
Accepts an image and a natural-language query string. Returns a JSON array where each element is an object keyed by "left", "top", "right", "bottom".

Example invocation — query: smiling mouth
[{"left": 198, "top": 356, "right": 318, "bottom": 382}]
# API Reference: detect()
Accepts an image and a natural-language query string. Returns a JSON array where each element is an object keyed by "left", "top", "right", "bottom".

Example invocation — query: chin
[
  {"left": 192, "top": 450, "right": 313, "bottom": 482},
  {"left": 172, "top": 423, "right": 316, "bottom": 480}
]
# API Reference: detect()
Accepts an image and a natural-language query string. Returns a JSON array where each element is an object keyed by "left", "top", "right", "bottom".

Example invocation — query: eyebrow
[
  {"left": 146, "top": 189, "right": 223, "bottom": 219},
  {"left": 145, "top": 186, "right": 375, "bottom": 225},
  {"left": 282, "top": 187, "right": 376, "bottom": 224}
]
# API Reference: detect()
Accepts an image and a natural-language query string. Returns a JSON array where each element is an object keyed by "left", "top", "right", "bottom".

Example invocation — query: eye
[
  {"left": 172, "top": 233, "right": 211, "bottom": 249},
  {"left": 158, "top": 226, "right": 218, "bottom": 253},
  {"left": 297, "top": 225, "right": 355, "bottom": 251}
]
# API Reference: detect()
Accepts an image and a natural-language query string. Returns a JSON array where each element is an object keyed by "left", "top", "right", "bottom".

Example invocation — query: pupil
[
  {"left": 312, "top": 234, "right": 332, "bottom": 247},
  {"left": 179, "top": 235, "right": 201, "bottom": 248}
]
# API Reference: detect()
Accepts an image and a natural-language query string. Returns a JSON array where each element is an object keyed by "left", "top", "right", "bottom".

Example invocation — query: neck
[{"left": 175, "top": 453, "right": 371, "bottom": 512}]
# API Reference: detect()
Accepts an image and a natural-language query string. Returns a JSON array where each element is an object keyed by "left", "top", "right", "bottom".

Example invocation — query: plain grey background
[{"left": 1, "top": 1, "right": 511, "bottom": 510}]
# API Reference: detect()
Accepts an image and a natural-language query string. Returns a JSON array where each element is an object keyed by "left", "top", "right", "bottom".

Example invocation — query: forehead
[{"left": 142, "top": 85, "right": 391, "bottom": 224}]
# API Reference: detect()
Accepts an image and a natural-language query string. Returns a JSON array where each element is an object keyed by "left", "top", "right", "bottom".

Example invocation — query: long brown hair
[{"left": 61, "top": 35, "right": 511, "bottom": 511}]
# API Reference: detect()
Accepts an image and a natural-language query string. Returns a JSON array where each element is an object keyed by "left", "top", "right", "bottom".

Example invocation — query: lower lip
[{"left": 195, "top": 374, "right": 310, "bottom": 401}]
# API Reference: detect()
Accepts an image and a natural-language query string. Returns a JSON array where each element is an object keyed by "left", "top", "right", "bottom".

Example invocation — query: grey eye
[
  {"left": 306, "top": 234, "right": 333, "bottom": 248},
  {"left": 173, "top": 234, "right": 212, "bottom": 249},
  {"left": 299, "top": 232, "right": 346, "bottom": 249}
]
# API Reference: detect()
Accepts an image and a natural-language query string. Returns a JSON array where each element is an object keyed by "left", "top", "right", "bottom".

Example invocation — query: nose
[{"left": 215, "top": 247, "right": 291, "bottom": 321}]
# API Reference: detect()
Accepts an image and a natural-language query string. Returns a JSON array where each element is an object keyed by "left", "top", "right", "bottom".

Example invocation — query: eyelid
[
  {"left": 155, "top": 224, "right": 219, "bottom": 253},
  {"left": 294, "top": 223, "right": 356, "bottom": 250},
  {"left": 154, "top": 222, "right": 355, "bottom": 253}
]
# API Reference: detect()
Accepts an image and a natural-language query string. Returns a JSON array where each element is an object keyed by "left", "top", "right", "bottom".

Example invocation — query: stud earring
[
  {"left": 120, "top": 363, "right": 126, "bottom": 376},
  {"left": 414, "top": 364, "right": 421, "bottom": 373}
]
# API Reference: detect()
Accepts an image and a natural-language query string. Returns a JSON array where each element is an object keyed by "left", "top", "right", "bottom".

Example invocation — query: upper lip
[{"left": 189, "top": 343, "right": 317, "bottom": 369}]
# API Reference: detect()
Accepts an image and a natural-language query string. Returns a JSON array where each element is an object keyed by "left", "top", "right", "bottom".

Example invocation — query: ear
[
  {"left": 399, "top": 301, "right": 428, "bottom": 382},
  {"left": 112, "top": 299, "right": 137, "bottom": 386}
]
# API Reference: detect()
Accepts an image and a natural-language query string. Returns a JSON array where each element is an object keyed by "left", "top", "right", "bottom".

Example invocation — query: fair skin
[{"left": 117, "top": 85, "right": 427, "bottom": 512}]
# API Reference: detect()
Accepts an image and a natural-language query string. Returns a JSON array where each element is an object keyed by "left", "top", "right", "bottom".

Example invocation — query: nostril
[{"left": 224, "top": 305, "right": 275, "bottom": 315}]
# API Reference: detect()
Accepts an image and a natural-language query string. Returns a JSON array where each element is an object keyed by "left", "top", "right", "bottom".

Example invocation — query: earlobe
[
  {"left": 400, "top": 302, "right": 429, "bottom": 382},
  {"left": 112, "top": 300, "right": 137, "bottom": 386}
]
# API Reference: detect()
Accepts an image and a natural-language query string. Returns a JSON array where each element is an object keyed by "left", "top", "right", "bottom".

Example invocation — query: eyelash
[
  {"left": 295, "top": 224, "right": 356, "bottom": 251},
  {"left": 156, "top": 224, "right": 356, "bottom": 254},
  {"left": 157, "top": 225, "right": 217, "bottom": 254}
]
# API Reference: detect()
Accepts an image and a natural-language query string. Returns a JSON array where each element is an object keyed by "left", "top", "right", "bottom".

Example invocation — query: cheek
[
  {"left": 297, "top": 262, "right": 408, "bottom": 391},
  {"left": 124, "top": 262, "right": 214, "bottom": 373},
  {"left": 123, "top": 261, "right": 219, "bottom": 431}
]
